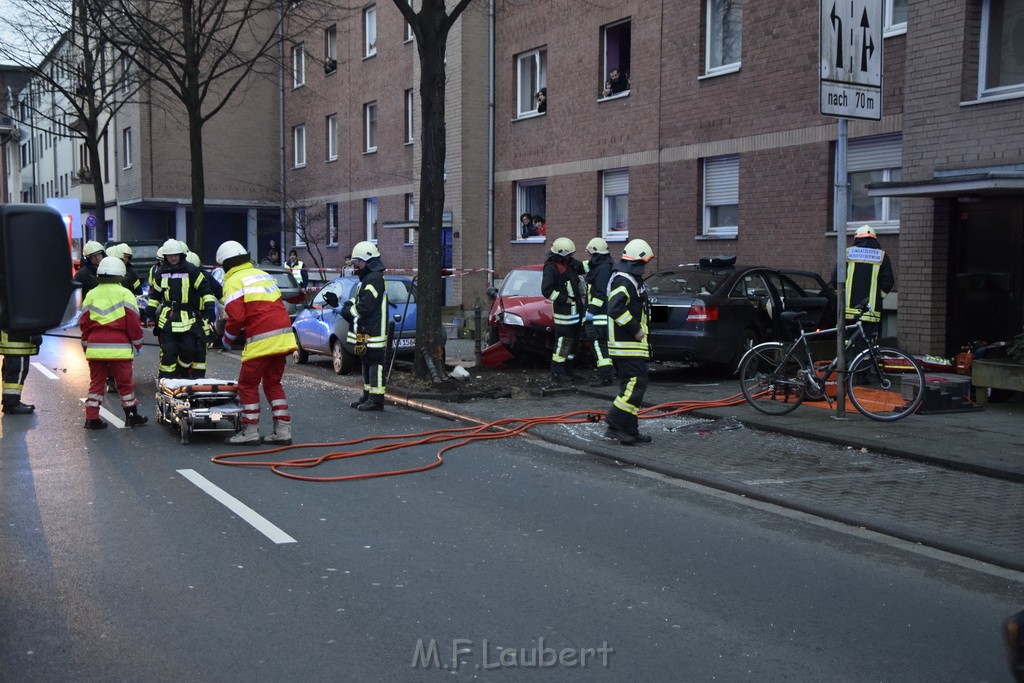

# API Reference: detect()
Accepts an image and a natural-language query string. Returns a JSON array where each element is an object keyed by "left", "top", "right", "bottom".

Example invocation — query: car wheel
[
  {"left": 732, "top": 327, "right": 761, "bottom": 368},
  {"left": 331, "top": 338, "right": 357, "bottom": 375},
  {"left": 292, "top": 332, "right": 309, "bottom": 364},
  {"left": 486, "top": 326, "right": 499, "bottom": 345}
]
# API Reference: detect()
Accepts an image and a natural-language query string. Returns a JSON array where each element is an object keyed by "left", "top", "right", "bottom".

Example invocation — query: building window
[
  {"left": 405, "top": 0, "right": 414, "bottom": 42},
  {"left": 294, "top": 207, "right": 307, "bottom": 247},
  {"left": 601, "top": 169, "right": 629, "bottom": 239},
  {"left": 404, "top": 89, "right": 414, "bottom": 143},
  {"left": 364, "top": 5, "right": 377, "bottom": 58},
  {"left": 884, "top": 0, "right": 907, "bottom": 35},
  {"left": 292, "top": 44, "right": 306, "bottom": 87},
  {"left": 703, "top": 155, "right": 739, "bottom": 237},
  {"left": 601, "top": 21, "right": 631, "bottom": 98},
  {"left": 516, "top": 47, "right": 547, "bottom": 116},
  {"left": 327, "top": 202, "right": 339, "bottom": 247},
  {"left": 847, "top": 134, "right": 902, "bottom": 231},
  {"left": 122, "top": 127, "right": 133, "bottom": 169},
  {"left": 980, "top": 0, "right": 1024, "bottom": 98},
  {"left": 365, "top": 197, "right": 378, "bottom": 242},
  {"left": 405, "top": 193, "right": 415, "bottom": 245},
  {"left": 364, "top": 101, "right": 377, "bottom": 152},
  {"left": 325, "top": 25, "right": 337, "bottom": 73},
  {"left": 515, "top": 179, "right": 546, "bottom": 240},
  {"left": 326, "top": 114, "right": 338, "bottom": 160},
  {"left": 293, "top": 124, "right": 306, "bottom": 167},
  {"left": 705, "top": 0, "right": 742, "bottom": 75}
]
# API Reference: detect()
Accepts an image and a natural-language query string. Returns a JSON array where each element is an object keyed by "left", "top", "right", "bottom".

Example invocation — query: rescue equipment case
[{"left": 156, "top": 378, "right": 242, "bottom": 444}]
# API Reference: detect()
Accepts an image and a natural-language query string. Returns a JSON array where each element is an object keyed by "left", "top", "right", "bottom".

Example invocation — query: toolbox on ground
[
  {"left": 900, "top": 373, "right": 981, "bottom": 415},
  {"left": 156, "top": 379, "right": 242, "bottom": 444}
]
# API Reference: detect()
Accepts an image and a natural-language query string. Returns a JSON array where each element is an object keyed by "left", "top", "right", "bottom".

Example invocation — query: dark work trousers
[
  {"left": 606, "top": 356, "right": 649, "bottom": 437},
  {"left": 1, "top": 354, "right": 31, "bottom": 406},
  {"left": 363, "top": 347, "right": 386, "bottom": 398},
  {"left": 589, "top": 325, "right": 614, "bottom": 378},
  {"left": 159, "top": 327, "right": 200, "bottom": 379},
  {"left": 551, "top": 324, "right": 578, "bottom": 375}
]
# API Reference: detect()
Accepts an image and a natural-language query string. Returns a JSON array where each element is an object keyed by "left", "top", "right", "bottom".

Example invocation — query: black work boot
[
  {"left": 356, "top": 396, "right": 384, "bottom": 412},
  {"left": 2, "top": 401, "right": 35, "bottom": 415},
  {"left": 550, "top": 366, "right": 571, "bottom": 384},
  {"left": 350, "top": 392, "right": 370, "bottom": 409},
  {"left": 589, "top": 371, "right": 615, "bottom": 387},
  {"left": 84, "top": 418, "right": 107, "bottom": 430},
  {"left": 124, "top": 406, "right": 149, "bottom": 427}
]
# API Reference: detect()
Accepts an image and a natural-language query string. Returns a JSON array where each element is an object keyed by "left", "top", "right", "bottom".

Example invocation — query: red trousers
[
  {"left": 86, "top": 359, "right": 139, "bottom": 419},
  {"left": 238, "top": 353, "right": 290, "bottom": 426}
]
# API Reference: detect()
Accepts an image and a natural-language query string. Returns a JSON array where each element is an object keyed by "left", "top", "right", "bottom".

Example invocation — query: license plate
[
  {"left": 396, "top": 338, "right": 415, "bottom": 348},
  {"left": 210, "top": 412, "right": 222, "bottom": 422}
]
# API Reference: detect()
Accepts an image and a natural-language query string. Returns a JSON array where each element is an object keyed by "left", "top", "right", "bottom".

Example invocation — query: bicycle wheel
[
  {"left": 738, "top": 342, "right": 808, "bottom": 415},
  {"left": 846, "top": 347, "right": 925, "bottom": 421}
]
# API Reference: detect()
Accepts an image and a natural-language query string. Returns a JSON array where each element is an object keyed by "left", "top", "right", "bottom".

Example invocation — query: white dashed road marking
[{"left": 177, "top": 469, "right": 297, "bottom": 544}]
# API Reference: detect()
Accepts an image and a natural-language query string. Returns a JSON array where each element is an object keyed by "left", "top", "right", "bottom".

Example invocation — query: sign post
[{"left": 820, "top": 0, "right": 882, "bottom": 418}]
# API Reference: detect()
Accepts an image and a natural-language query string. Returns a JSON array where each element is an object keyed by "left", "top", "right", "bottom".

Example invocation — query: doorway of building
[{"left": 948, "top": 197, "right": 1024, "bottom": 351}]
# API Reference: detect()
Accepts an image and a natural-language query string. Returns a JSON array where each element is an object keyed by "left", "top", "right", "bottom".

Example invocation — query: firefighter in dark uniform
[
  {"left": 73, "top": 240, "right": 106, "bottom": 298},
  {"left": 146, "top": 239, "right": 216, "bottom": 378},
  {"left": 342, "top": 241, "right": 389, "bottom": 411},
  {"left": 583, "top": 237, "right": 616, "bottom": 387},
  {"left": 843, "top": 224, "right": 895, "bottom": 340},
  {"left": 604, "top": 238, "right": 655, "bottom": 446},
  {"left": 108, "top": 243, "right": 143, "bottom": 296},
  {"left": 542, "top": 237, "right": 584, "bottom": 383},
  {"left": 0, "top": 330, "right": 40, "bottom": 415}
]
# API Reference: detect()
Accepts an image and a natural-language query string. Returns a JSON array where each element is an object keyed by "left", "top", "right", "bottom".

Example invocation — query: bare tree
[
  {"left": 393, "top": 0, "right": 475, "bottom": 377},
  {"left": 1, "top": 0, "right": 141, "bottom": 228}
]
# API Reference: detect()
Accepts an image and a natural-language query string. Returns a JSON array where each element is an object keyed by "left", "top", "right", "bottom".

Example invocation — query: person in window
[
  {"left": 535, "top": 87, "right": 547, "bottom": 113},
  {"left": 604, "top": 68, "right": 629, "bottom": 97},
  {"left": 520, "top": 212, "right": 536, "bottom": 239},
  {"left": 532, "top": 215, "right": 547, "bottom": 237}
]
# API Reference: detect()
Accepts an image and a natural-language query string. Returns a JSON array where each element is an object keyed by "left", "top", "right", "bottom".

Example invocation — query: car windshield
[
  {"left": 312, "top": 279, "right": 352, "bottom": 306},
  {"left": 385, "top": 279, "right": 414, "bottom": 305},
  {"left": 269, "top": 271, "right": 297, "bottom": 292},
  {"left": 499, "top": 269, "right": 543, "bottom": 297},
  {"left": 645, "top": 270, "right": 721, "bottom": 296}
]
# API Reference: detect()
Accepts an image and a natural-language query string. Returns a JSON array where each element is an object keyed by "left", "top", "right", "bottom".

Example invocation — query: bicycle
[{"left": 737, "top": 308, "right": 926, "bottom": 421}]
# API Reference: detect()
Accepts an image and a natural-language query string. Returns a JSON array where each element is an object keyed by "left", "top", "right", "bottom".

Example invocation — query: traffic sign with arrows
[{"left": 820, "top": 0, "right": 883, "bottom": 120}]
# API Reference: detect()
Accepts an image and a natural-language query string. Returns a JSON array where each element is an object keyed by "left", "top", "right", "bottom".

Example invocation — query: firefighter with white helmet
[
  {"left": 583, "top": 237, "right": 615, "bottom": 386},
  {"left": 217, "top": 240, "right": 297, "bottom": 445},
  {"left": 341, "top": 241, "right": 389, "bottom": 411},
  {"left": 73, "top": 240, "right": 107, "bottom": 297},
  {"left": 604, "top": 238, "right": 655, "bottom": 445},
  {"left": 79, "top": 256, "right": 148, "bottom": 429},
  {"left": 108, "top": 243, "right": 143, "bottom": 295},
  {"left": 841, "top": 224, "right": 895, "bottom": 339},
  {"left": 541, "top": 236, "right": 584, "bottom": 383},
  {"left": 146, "top": 238, "right": 216, "bottom": 378}
]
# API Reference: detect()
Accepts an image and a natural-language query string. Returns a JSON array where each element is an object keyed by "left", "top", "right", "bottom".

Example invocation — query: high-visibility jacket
[
  {"left": 542, "top": 253, "right": 582, "bottom": 327},
  {"left": 147, "top": 261, "right": 216, "bottom": 333},
  {"left": 845, "top": 241, "right": 894, "bottom": 323},
  {"left": 0, "top": 330, "right": 41, "bottom": 356},
  {"left": 343, "top": 260, "right": 388, "bottom": 350},
  {"left": 584, "top": 252, "right": 614, "bottom": 327},
  {"left": 286, "top": 259, "right": 306, "bottom": 286},
  {"left": 222, "top": 262, "right": 297, "bottom": 361},
  {"left": 80, "top": 282, "right": 144, "bottom": 360},
  {"left": 606, "top": 262, "right": 651, "bottom": 359}
]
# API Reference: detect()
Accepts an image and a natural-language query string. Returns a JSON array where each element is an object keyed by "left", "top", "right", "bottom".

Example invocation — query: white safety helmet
[
  {"left": 855, "top": 225, "right": 877, "bottom": 239},
  {"left": 586, "top": 237, "right": 609, "bottom": 255},
  {"left": 177, "top": 240, "right": 190, "bottom": 254},
  {"left": 161, "top": 238, "right": 186, "bottom": 256},
  {"left": 82, "top": 240, "right": 105, "bottom": 258},
  {"left": 105, "top": 243, "right": 123, "bottom": 260},
  {"left": 622, "top": 238, "right": 654, "bottom": 263},
  {"left": 97, "top": 255, "right": 127, "bottom": 277},
  {"left": 350, "top": 241, "right": 380, "bottom": 261},
  {"left": 118, "top": 243, "right": 133, "bottom": 256},
  {"left": 550, "top": 237, "right": 575, "bottom": 256},
  {"left": 216, "top": 240, "right": 249, "bottom": 264},
  {"left": 185, "top": 251, "right": 201, "bottom": 268}
]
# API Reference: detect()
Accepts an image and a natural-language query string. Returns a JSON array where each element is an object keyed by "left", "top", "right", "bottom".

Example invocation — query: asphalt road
[{"left": 0, "top": 336, "right": 1020, "bottom": 681}]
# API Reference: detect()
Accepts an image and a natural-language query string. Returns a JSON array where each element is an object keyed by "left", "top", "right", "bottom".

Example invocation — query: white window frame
[
  {"left": 516, "top": 47, "right": 547, "bottom": 117},
  {"left": 292, "top": 44, "right": 306, "bottom": 88},
  {"left": 703, "top": 155, "right": 739, "bottom": 237},
  {"left": 515, "top": 179, "right": 547, "bottom": 241},
  {"left": 404, "top": 89, "right": 414, "bottom": 144},
  {"left": 405, "top": 0, "right": 414, "bottom": 43},
  {"left": 294, "top": 207, "right": 307, "bottom": 247},
  {"left": 293, "top": 124, "right": 306, "bottom": 168},
  {"left": 600, "top": 21, "right": 631, "bottom": 99},
  {"left": 364, "top": 5, "right": 377, "bottom": 58},
  {"left": 846, "top": 134, "right": 902, "bottom": 232},
  {"left": 365, "top": 197, "right": 378, "bottom": 242},
  {"left": 979, "top": 0, "right": 1024, "bottom": 99},
  {"left": 601, "top": 169, "right": 629, "bottom": 239},
  {"left": 405, "top": 193, "right": 415, "bottom": 245},
  {"left": 883, "top": 0, "right": 907, "bottom": 36},
  {"left": 327, "top": 202, "right": 339, "bottom": 247},
  {"left": 325, "top": 25, "right": 337, "bottom": 72},
  {"left": 326, "top": 114, "right": 339, "bottom": 161},
  {"left": 364, "top": 101, "right": 377, "bottom": 153},
  {"left": 122, "top": 127, "right": 132, "bottom": 169},
  {"left": 705, "top": 0, "right": 743, "bottom": 76}
]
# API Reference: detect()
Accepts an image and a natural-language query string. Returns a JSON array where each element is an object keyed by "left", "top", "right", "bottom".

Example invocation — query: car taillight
[{"left": 686, "top": 303, "right": 719, "bottom": 322}]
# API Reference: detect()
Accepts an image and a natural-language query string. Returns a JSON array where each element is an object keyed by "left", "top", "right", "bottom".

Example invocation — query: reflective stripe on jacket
[
  {"left": 542, "top": 255, "right": 581, "bottom": 327},
  {"left": 606, "top": 270, "right": 650, "bottom": 358},
  {"left": 346, "top": 269, "right": 388, "bottom": 348},
  {"left": 0, "top": 330, "right": 41, "bottom": 356},
  {"left": 222, "top": 263, "right": 298, "bottom": 361},
  {"left": 80, "top": 283, "right": 144, "bottom": 359},
  {"left": 845, "top": 247, "right": 887, "bottom": 323}
]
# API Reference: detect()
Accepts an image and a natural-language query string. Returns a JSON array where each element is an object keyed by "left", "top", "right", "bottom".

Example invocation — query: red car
[{"left": 486, "top": 265, "right": 556, "bottom": 360}]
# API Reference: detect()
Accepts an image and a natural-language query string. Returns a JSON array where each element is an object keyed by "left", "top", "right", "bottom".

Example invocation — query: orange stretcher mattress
[{"left": 158, "top": 378, "right": 239, "bottom": 397}]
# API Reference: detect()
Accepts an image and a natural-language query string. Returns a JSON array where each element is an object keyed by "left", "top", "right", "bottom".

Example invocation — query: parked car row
[{"left": 487, "top": 257, "right": 836, "bottom": 371}]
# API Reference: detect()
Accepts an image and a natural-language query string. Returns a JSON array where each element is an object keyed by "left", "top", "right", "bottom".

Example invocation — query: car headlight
[{"left": 502, "top": 312, "right": 525, "bottom": 327}]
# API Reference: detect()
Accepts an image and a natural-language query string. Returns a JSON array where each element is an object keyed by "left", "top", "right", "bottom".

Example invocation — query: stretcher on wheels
[{"left": 156, "top": 378, "right": 242, "bottom": 444}]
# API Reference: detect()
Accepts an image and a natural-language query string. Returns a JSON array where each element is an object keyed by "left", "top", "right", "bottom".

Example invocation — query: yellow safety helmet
[
  {"left": 550, "top": 237, "right": 575, "bottom": 256},
  {"left": 82, "top": 240, "right": 105, "bottom": 258},
  {"left": 350, "top": 241, "right": 381, "bottom": 261},
  {"left": 160, "top": 238, "right": 186, "bottom": 256},
  {"left": 622, "top": 238, "right": 653, "bottom": 263},
  {"left": 855, "top": 225, "right": 877, "bottom": 238},
  {"left": 586, "top": 237, "right": 609, "bottom": 255}
]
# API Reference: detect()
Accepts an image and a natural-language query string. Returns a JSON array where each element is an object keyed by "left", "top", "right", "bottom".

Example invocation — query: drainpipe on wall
[
  {"left": 486, "top": 0, "right": 495, "bottom": 287},
  {"left": 278, "top": 0, "right": 287, "bottom": 259}
]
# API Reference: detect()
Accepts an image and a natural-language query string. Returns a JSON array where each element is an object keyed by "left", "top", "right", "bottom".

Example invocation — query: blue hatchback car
[{"left": 292, "top": 275, "right": 419, "bottom": 374}]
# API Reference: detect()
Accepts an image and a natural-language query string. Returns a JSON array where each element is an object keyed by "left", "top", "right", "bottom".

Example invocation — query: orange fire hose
[{"left": 211, "top": 393, "right": 749, "bottom": 483}]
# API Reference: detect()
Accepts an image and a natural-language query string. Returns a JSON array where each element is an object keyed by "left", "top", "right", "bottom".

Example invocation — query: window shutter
[
  {"left": 847, "top": 134, "right": 902, "bottom": 171},
  {"left": 704, "top": 156, "right": 738, "bottom": 204},
  {"left": 603, "top": 169, "right": 629, "bottom": 195}
]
